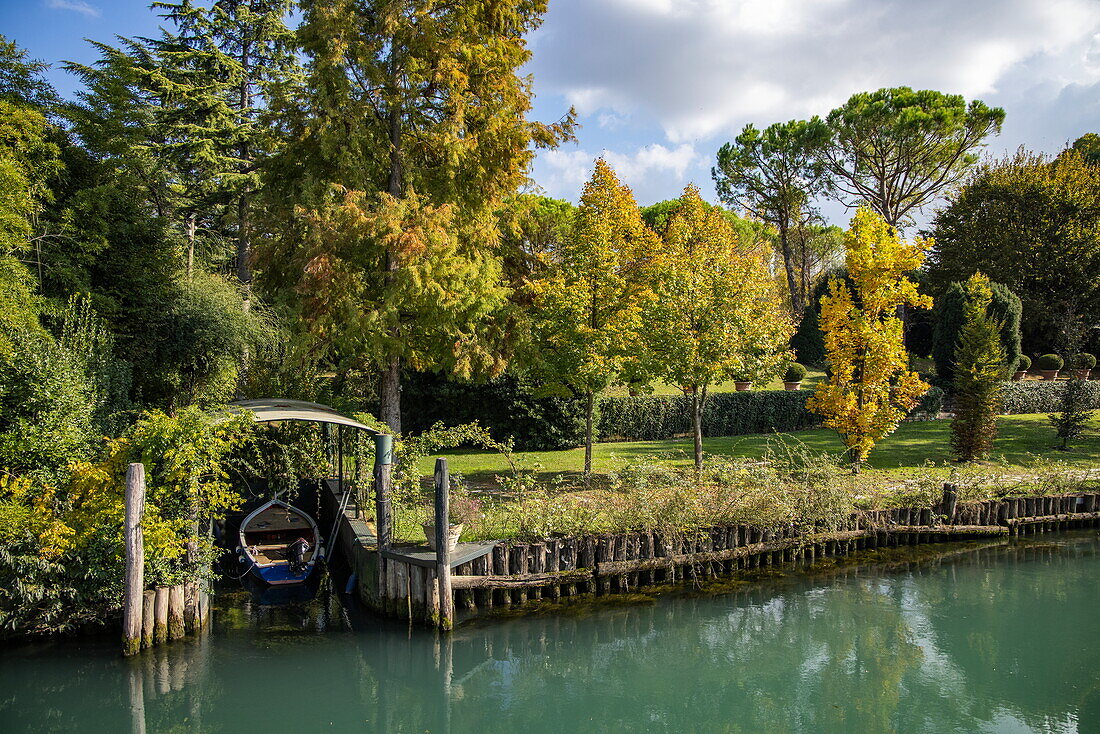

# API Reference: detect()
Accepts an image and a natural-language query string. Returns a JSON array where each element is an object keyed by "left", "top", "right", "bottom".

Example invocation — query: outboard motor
[{"left": 287, "top": 537, "right": 311, "bottom": 574}]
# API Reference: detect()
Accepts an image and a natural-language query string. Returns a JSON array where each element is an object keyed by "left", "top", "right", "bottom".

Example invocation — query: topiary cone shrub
[
  {"left": 1013, "top": 354, "right": 1031, "bottom": 381},
  {"left": 1037, "top": 353, "right": 1063, "bottom": 380},
  {"left": 1073, "top": 352, "right": 1096, "bottom": 379},
  {"left": 783, "top": 362, "right": 807, "bottom": 390}
]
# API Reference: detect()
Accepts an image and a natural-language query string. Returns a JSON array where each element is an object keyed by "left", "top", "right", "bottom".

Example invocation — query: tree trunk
[
  {"left": 584, "top": 391, "right": 594, "bottom": 477},
  {"left": 236, "top": 38, "right": 253, "bottom": 296},
  {"left": 778, "top": 222, "right": 803, "bottom": 316},
  {"left": 186, "top": 214, "right": 197, "bottom": 280},
  {"left": 380, "top": 356, "right": 401, "bottom": 434},
  {"left": 692, "top": 387, "right": 705, "bottom": 475}
]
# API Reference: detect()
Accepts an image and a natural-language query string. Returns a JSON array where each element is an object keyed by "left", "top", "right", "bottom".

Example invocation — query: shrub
[
  {"left": 999, "top": 380, "right": 1100, "bottom": 414},
  {"left": 1016, "top": 355, "right": 1031, "bottom": 372},
  {"left": 1073, "top": 352, "right": 1096, "bottom": 369},
  {"left": 950, "top": 274, "right": 1006, "bottom": 461},
  {"left": 596, "top": 386, "right": 943, "bottom": 442},
  {"left": 783, "top": 363, "right": 807, "bottom": 383},
  {"left": 1049, "top": 376, "right": 1096, "bottom": 449},
  {"left": 399, "top": 372, "right": 587, "bottom": 451},
  {"left": 1036, "top": 353, "right": 1064, "bottom": 371},
  {"left": 931, "top": 279, "right": 1022, "bottom": 385}
]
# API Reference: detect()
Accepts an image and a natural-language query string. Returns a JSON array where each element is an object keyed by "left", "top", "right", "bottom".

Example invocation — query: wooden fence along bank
[{"left": 331, "top": 452, "right": 1100, "bottom": 631}]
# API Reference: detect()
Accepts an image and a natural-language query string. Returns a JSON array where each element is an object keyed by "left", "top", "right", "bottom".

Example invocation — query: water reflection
[{"left": 2, "top": 534, "right": 1099, "bottom": 733}]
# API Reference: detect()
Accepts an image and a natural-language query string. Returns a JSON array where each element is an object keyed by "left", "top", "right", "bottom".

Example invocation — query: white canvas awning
[{"left": 227, "top": 399, "right": 380, "bottom": 434}]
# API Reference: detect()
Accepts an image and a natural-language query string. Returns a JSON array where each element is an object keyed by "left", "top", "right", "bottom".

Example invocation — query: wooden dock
[{"left": 325, "top": 469, "right": 1100, "bottom": 630}]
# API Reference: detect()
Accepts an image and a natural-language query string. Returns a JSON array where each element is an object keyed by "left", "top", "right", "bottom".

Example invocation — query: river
[{"left": 3, "top": 532, "right": 1100, "bottom": 733}]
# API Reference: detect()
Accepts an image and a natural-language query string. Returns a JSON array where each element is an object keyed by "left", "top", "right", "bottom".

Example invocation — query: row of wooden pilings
[
  {"left": 358, "top": 478, "right": 1100, "bottom": 631},
  {"left": 122, "top": 463, "right": 210, "bottom": 656}
]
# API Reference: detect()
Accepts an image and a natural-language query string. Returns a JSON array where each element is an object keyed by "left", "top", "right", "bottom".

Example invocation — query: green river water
[{"left": 4, "top": 532, "right": 1100, "bottom": 733}]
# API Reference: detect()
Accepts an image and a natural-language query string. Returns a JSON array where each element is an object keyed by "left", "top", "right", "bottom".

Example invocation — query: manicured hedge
[
  {"left": 999, "top": 380, "right": 1100, "bottom": 415},
  {"left": 596, "top": 386, "right": 945, "bottom": 442}
]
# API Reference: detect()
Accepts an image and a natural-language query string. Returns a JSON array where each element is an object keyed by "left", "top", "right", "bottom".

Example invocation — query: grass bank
[{"left": 419, "top": 414, "right": 1100, "bottom": 484}]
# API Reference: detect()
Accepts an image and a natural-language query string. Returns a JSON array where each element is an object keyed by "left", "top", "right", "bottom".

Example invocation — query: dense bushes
[
  {"left": 399, "top": 372, "right": 587, "bottom": 451},
  {"left": 932, "top": 278, "right": 1022, "bottom": 385},
  {"left": 597, "top": 387, "right": 944, "bottom": 442},
  {"left": 999, "top": 380, "right": 1100, "bottom": 414}
]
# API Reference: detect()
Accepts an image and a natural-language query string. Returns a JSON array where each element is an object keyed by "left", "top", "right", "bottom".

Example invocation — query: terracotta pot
[
  {"left": 680, "top": 386, "right": 696, "bottom": 395},
  {"left": 1039, "top": 369, "right": 1060, "bottom": 381},
  {"left": 1012, "top": 371, "right": 1027, "bottom": 382},
  {"left": 628, "top": 388, "right": 642, "bottom": 397},
  {"left": 1074, "top": 368, "right": 1092, "bottom": 380},
  {"left": 783, "top": 381, "right": 802, "bottom": 391},
  {"left": 734, "top": 381, "right": 752, "bottom": 391},
  {"left": 422, "top": 522, "right": 463, "bottom": 553}
]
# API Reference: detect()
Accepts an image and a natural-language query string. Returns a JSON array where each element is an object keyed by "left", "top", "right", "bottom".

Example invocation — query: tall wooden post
[
  {"left": 374, "top": 434, "right": 394, "bottom": 603},
  {"left": 123, "top": 463, "right": 145, "bottom": 656},
  {"left": 434, "top": 458, "right": 454, "bottom": 631},
  {"left": 941, "top": 482, "right": 958, "bottom": 525}
]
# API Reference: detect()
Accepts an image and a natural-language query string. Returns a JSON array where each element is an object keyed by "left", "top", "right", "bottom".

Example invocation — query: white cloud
[
  {"left": 46, "top": 0, "right": 101, "bottom": 18},
  {"left": 534, "top": 143, "right": 700, "bottom": 203},
  {"left": 531, "top": 0, "right": 1100, "bottom": 144}
]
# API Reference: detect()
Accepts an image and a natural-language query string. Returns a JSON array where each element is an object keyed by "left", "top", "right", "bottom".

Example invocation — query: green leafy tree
[
  {"left": 643, "top": 185, "right": 792, "bottom": 472},
  {"left": 261, "top": 0, "right": 575, "bottom": 432},
  {"left": 1049, "top": 375, "right": 1095, "bottom": 450},
  {"left": 929, "top": 149, "right": 1100, "bottom": 352},
  {"left": 531, "top": 159, "right": 658, "bottom": 475},
  {"left": 713, "top": 118, "right": 830, "bottom": 314},
  {"left": 1068, "top": 133, "right": 1100, "bottom": 165},
  {"left": 950, "top": 273, "right": 1008, "bottom": 462},
  {"left": 932, "top": 278, "right": 1022, "bottom": 385},
  {"left": 823, "top": 87, "right": 1004, "bottom": 228}
]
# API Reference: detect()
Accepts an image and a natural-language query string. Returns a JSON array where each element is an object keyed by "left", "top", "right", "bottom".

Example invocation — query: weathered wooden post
[
  {"left": 141, "top": 590, "right": 155, "bottom": 649},
  {"left": 153, "top": 587, "right": 169, "bottom": 645},
  {"left": 123, "top": 463, "right": 145, "bottom": 656},
  {"left": 373, "top": 434, "right": 394, "bottom": 603},
  {"left": 434, "top": 458, "right": 454, "bottom": 631},
  {"left": 168, "top": 585, "right": 185, "bottom": 640},
  {"left": 941, "top": 482, "right": 958, "bottom": 525}
]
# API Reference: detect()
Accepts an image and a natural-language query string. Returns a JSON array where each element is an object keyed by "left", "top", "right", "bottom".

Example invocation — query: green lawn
[
  {"left": 602, "top": 369, "right": 827, "bottom": 397},
  {"left": 421, "top": 414, "right": 1100, "bottom": 485}
]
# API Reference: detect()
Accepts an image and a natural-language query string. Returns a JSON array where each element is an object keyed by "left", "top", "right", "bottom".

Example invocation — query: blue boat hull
[{"left": 250, "top": 561, "right": 317, "bottom": 586}]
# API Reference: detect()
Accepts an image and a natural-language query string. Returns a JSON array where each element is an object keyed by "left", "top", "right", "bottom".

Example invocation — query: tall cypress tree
[
  {"left": 950, "top": 273, "right": 1008, "bottom": 462},
  {"left": 261, "top": 0, "right": 576, "bottom": 432}
]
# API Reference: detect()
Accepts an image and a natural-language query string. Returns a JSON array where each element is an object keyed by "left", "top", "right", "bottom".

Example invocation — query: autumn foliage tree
[
  {"left": 262, "top": 0, "right": 575, "bottom": 432},
  {"left": 531, "top": 159, "right": 657, "bottom": 476},
  {"left": 950, "top": 273, "right": 1008, "bottom": 462},
  {"left": 808, "top": 208, "right": 933, "bottom": 472},
  {"left": 644, "top": 185, "right": 792, "bottom": 473}
]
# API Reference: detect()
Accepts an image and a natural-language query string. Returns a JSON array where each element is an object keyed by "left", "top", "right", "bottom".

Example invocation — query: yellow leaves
[
  {"left": 844, "top": 207, "right": 933, "bottom": 317},
  {"left": 808, "top": 208, "right": 932, "bottom": 466},
  {"left": 644, "top": 184, "right": 793, "bottom": 390}
]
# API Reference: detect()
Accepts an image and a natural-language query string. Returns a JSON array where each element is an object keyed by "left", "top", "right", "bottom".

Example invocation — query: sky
[{"left": 3, "top": 0, "right": 1100, "bottom": 227}]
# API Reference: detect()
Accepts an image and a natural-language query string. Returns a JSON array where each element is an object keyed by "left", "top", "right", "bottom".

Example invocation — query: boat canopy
[{"left": 227, "top": 398, "right": 380, "bottom": 434}]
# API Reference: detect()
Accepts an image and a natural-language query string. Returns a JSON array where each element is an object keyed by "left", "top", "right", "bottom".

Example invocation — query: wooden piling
[
  {"left": 122, "top": 463, "right": 145, "bottom": 656},
  {"left": 153, "top": 587, "right": 169, "bottom": 645},
  {"left": 374, "top": 434, "right": 394, "bottom": 607},
  {"left": 141, "top": 590, "right": 155, "bottom": 649},
  {"left": 434, "top": 458, "right": 454, "bottom": 631},
  {"left": 183, "top": 581, "right": 198, "bottom": 632},
  {"left": 168, "top": 585, "right": 185, "bottom": 641}
]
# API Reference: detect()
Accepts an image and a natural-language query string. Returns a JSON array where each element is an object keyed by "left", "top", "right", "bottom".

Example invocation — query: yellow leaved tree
[
  {"left": 807, "top": 208, "right": 933, "bottom": 473},
  {"left": 644, "top": 185, "right": 792, "bottom": 473},
  {"left": 530, "top": 158, "right": 658, "bottom": 476}
]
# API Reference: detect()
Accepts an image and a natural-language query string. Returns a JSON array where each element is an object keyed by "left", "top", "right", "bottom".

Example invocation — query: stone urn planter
[
  {"left": 1071, "top": 353, "right": 1096, "bottom": 380},
  {"left": 1013, "top": 355, "right": 1031, "bottom": 382},
  {"left": 734, "top": 381, "right": 752, "bottom": 391},
  {"left": 1036, "top": 354, "right": 1063, "bottom": 381},
  {"left": 782, "top": 363, "right": 806, "bottom": 392},
  {"left": 422, "top": 522, "right": 463, "bottom": 553}
]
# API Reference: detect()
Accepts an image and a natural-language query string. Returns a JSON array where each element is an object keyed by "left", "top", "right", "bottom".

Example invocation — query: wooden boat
[{"left": 237, "top": 499, "right": 323, "bottom": 585}]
